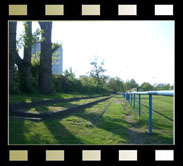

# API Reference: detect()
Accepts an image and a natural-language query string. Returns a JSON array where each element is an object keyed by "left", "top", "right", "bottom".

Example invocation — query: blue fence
[{"left": 122, "top": 90, "right": 174, "bottom": 133}]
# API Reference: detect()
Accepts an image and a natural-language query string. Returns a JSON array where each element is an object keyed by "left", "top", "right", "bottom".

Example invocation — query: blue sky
[{"left": 16, "top": 21, "right": 174, "bottom": 85}]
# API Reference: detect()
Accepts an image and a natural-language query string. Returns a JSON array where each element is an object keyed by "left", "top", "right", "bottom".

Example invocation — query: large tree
[
  {"left": 89, "top": 56, "right": 106, "bottom": 92},
  {"left": 9, "top": 22, "right": 34, "bottom": 93},
  {"left": 9, "top": 22, "right": 17, "bottom": 92},
  {"left": 12, "top": 22, "right": 33, "bottom": 93},
  {"left": 38, "top": 22, "right": 53, "bottom": 93},
  {"left": 19, "top": 22, "right": 32, "bottom": 92},
  {"left": 38, "top": 22, "right": 59, "bottom": 94}
]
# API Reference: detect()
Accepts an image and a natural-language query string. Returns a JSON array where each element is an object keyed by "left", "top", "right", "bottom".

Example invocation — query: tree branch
[{"left": 51, "top": 45, "right": 60, "bottom": 54}]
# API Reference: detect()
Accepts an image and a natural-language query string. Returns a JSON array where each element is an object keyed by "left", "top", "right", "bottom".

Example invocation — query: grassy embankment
[
  {"left": 9, "top": 95, "right": 173, "bottom": 144},
  {"left": 9, "top": 91, "right": 110, "bottom": 103}
]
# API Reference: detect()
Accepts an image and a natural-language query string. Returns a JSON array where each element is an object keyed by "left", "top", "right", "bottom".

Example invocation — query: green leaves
[
  {"left": 16, "top": 22, "right": 44, "bottom": 51},
  {"left": 89, "top": 56, "right": 106, "bottom": 87}
]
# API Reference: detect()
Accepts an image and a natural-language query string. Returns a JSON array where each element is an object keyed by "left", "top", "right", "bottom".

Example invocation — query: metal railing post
[
  {"left": 133, "top": 94, "right": 136, "bottom": 111},
  {"left": 149, "top": 94, "right": 152, "bottom": 133},
  {"left": 123, "top": 90, "right": 174, "bottom": 134},
  {"left": 139, "top": 94, "right": 141, "bottom": 116}
]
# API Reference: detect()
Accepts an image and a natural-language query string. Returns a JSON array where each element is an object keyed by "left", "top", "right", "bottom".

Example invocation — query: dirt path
[
  {"left": 121, "top": 98, "right": 147, "bottom": 144},
  {"left": 125, "top": 113, "right": 145, "bottom": 144}
]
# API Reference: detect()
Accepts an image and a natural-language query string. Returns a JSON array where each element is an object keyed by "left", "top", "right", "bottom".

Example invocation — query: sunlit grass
[
  {"left": 9, "top": 95, "right": 174, "bottom": 145},
  {"left": 131, "top": 95, "right": 173, "bottom": 144},
  {"left": 22, "top": 96, "right": 108, "bottom": 114},
  {"left": 9, "top": 91, "right": 107, "bottom": 103}
]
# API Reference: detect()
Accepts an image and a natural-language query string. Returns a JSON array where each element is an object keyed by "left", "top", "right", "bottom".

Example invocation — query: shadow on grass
[
  {"left": 66, "top": 99, "right": 173, "bottom": 144},
  {"left": 63, "top": 98, "right": 173, "bottom": 144},
  {"left": 9, "top": 92, "right": 65, "bottom": 103},
  {"left": 10, "top": 97, "right": 108, "bottom": 114},
  {"left": 9, "top": 117, "right": 27, "bottom": 144},
  {"left": 75, "top": 111, "right": 173, "bottom": 144},
  {"left": 10, "top": 101, "right": 80, "bottom": 115},
  {"left": 43, "top": 119, "right": 83, "bottom": 144},
  {"left": 10, "top": 99, "right": 82, "bottom": 113},
  {"left": 9, "top": 118, "right": 53, "bottom": 144},
  {"left": 9, "top": 96, "right": 173, "bottom": 145},
  {"left": 30, "top": 102, "right": 79, "bottom": 114},
  {"left": 122, "top": 125, "right": 173, "bottom": 144},
  {"left": 9, "top": 117, "right": 83, "bottom": 144}
]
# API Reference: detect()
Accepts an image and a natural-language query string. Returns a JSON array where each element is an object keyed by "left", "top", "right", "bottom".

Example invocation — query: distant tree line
[{"left": 138, "top": 82, "right": 173, "bottom": 91}]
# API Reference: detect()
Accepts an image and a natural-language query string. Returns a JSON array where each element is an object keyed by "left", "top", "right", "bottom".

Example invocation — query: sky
[{"left": 16, "top": 21, "right": 174, "bottom": 86}]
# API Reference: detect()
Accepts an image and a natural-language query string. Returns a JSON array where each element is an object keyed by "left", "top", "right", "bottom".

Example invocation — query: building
[
  {"left": 31, "top": 38, "right": 41, "bottom": 60},
  {"left": 52, "top": 47, "right": 63, "bottom": 75},
  {"left": 32, "top": 39, "right": 63, "bottom": 75}
]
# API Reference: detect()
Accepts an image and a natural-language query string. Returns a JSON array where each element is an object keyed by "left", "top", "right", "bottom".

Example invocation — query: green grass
[
  {"left": 9, "top": 91, "right": 109, "bottom": 103},
  {"left": 131, "top": 95, "right": 174, "bottom": 144},
  {"left": 9, "top": 95, "right": 174, "bottom": 145},
  {"left": 9, "top": 96, "right": 129, "bottom": 144},
  {"left": 23, "top": 96, "right": 108, "bottom": 114}
]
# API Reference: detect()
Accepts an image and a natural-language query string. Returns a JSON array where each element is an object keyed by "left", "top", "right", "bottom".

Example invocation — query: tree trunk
[
  {"left": 20, "top": 22, "right": 32, "bottom": 92},
  {"left": 38, "top": 22, "right": 53, "bottom": 94},
  {"left": 9, "top": 22, "right": 17, "bottom": 92}
]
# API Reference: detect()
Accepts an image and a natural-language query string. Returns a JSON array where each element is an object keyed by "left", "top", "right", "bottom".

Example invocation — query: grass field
[
  {"left": 9, "top": 95, "right": 174, "bottom": 144},
  {"left": 129, "top": 95, "right": 174, "bottom": 144},
  {"left": 9, "top": 91, "right": 109, "bottom": 103},
  {"left": 20, "top": 96, "right": 108, "bottom": 114}
]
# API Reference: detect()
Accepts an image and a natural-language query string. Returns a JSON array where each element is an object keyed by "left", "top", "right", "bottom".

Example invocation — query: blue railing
[{"left": 122, "top": 90, "right": 174, "bottom": 133}]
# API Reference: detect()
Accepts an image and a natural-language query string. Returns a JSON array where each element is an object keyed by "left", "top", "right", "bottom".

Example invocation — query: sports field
[{"left": 9, "top": 95, "right": 174, "bottom": 144}]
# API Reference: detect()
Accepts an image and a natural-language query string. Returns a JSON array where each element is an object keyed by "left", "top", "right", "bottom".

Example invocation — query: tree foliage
[
  {"left": 140, "top": 82, "right": 153, "bottom": 91},
  {"left": 16, "top": 23, "right": 43, "bottom": 52},
  {"left": 107, "top": 77, "right": 124, "bottom": 93},
  {"left": 89, "top": 56, "right": 106, "bottom": 92}
]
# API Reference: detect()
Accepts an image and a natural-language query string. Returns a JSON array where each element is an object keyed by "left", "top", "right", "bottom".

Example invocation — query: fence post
[
  {"left": 131, "top": 94, "right": 132, "bottom": 106},
  {"left": 149, "top": 94, "right": 152, "bottom": 133},
  {"left": 133, "top": 94, "right": 136, "bottom": 111},
  {"left": 139, "top": 94, "right": 141, "bottom": 116}
]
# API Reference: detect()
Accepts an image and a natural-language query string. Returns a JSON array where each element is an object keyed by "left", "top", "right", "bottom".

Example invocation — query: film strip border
[
  {"left": 5, "top": 0, "right": 176, "bottom": 19},
  {"left": 1, "top": 1, "right": 179, "bottom": 166},
  {"left": 8, "top": 4, "right": 174, "bottom": 16},
  {"left": 7, "top": 149, "right": 176, "bottom": 162}
]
